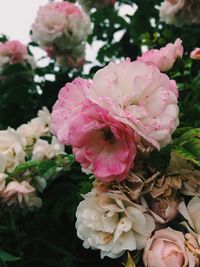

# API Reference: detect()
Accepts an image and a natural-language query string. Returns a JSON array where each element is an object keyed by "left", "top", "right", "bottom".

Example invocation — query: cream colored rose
[
  {"left": 76, "top": 189, "right": 155, "bottom": 259},
  {"left": 0, "top": 173, "right": 8, "bottom": 192},
  {"left": 0, "top": 128, "right": 26, "bottom": 172},
  {"left": 32, "top": 136, "right": 64, "bottom": 160},
  {"left": 143, "top": 228, "right": 196, "bottom": 267}
]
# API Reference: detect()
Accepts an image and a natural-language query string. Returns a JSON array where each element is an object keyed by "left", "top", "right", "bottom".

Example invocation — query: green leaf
[{"left": 0, "top": 250, "right": 20, "bottom": 262}]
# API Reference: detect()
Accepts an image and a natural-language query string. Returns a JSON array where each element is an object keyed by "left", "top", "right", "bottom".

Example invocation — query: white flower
[
  {"left": 179, "top": 197, "right": 200, "bottom": 244},
  {"left": 32, "top": 136, "right": 64, "bottom": 160},
  {"left": 0, "top": 128, "right": 26, "bottom": 172},
  {"left": 17, "top": 107, "right": 50, "bottom": 145},
  {"left": 76, "top": 190, "right": 155, "bottom": 258}
]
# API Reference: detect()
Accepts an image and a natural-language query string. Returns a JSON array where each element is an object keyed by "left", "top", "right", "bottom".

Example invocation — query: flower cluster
[
  {"left": 0, "top": 40, "right": 35, "bottom": 71},
  {"left": 0, "top": 107, "right": 64, "bottom": 209},
  {"left": 31, "top": 1, "right": 91, "bottom": 67},
  {"left": 159, "top": 0, "right": 200, "bottom": 26},
  {"left": 51, "top": 43, "right": 180, "bottom": 181}
]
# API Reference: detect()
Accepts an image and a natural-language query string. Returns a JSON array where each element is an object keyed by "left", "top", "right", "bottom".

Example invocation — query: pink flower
[
  {"left": 68, "top": 99, "right": 137, "bottom": 181},
  {"left": 31, "top": 1, "right": 91, "bottom": 67},
  {"left": 0, "top": 40, "right": 28, "bottom": 68},
  {"left": 137, "top": 38, "right": 183, "bottom": 72},
  {"left": 88, "top": 60, "right": 179, "bottom": 149},
  {"left": 143, "top": 228, "right": 196, "bottom": 267},
  {"left": 190, "top": 48, "right": 200, "bottom": 60},
  {"left": 1, "top": 181, "right": 35, "bottom": 206},
  {"left": 51, "top": 78, "right": 92, "bottom": 144}
]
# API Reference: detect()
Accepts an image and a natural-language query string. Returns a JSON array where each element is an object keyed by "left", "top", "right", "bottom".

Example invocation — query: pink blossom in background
[
  {"left": 51, "top": 78, "right": 92, "bottom": 144},
  {"left": 88, "top": 60, "right": 179, "bottom": 149},
  {"left": 0, "top": 40, "right": 27, "bottom": 65},
  {"left": 137, "top": 38, "right": 183, "bottom": 72},
  {"left": 143, "top": 228, "right": 196, "bottom": 267},
  {"left": 190, "top": 48, "right": 200, "bottom": 60},
  {"left": 68, "top": 100, "right": 137, "bottom": 181},
  {"left": 31, "top": 1, "right": 91, "bottom": 67}
]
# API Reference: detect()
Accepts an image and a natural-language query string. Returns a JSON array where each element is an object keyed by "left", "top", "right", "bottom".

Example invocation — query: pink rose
[
  {"left": 88, "top": 60, "right": 179, "bottom": 149},
  {"left": 0, "top": 40, "right": 28, "bottom": 67},
  {"left": 190, "top": 48, "right": 200, "bottom": 60},
  {"left": 137, "top": 38, "right": 183, "bottom": 72},
  {"left": 51, "top": 78, "right": 92, "bottom": 144},
  {"left": 143, "top": 228, "right": 196, "bottom": 267},
  {"left": 68, "top": 99, "right": 137, "bottom": 181}
]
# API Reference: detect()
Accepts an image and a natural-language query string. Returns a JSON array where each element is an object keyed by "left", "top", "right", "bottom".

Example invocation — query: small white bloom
[
  {"left": 17, "top": 107, "right": 50, "bottom": 145},
  {"left": 0, "top": 128, "right": 26, "bottom": 172},
  {"left": 32, "top": 136, "right": 64, "bottom": 160},
  {"left": 76, "top": 190, "right": 155, "bottom": 258}
]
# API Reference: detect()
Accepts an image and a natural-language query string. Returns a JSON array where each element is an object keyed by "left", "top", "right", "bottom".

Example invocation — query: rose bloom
[
  {"left": 0, "top": 40, "right": 31, "bottom": 70},
  {"left": 190, "top": 48, "right": 200, "bottom": 60},
  {"left": 31, "top": 2, "right": 91, "bottom": 63},
  {"left": 137, "top": 39, "right": 183, "bottom": 72},
  {"left": 1, "top": 180, "right": 42, "bottom": 208},
  {"left": 0, "top": 128, "right": 26, "bottom": 172},
  {"left": 143, "top": 228, "right": 196, "bottom": 267},
  {"left": 88, "top": 60, "right": 179, "bottom": 149},
  {"left": 68, "top": 99, "right": 137, "bottom": 181},
  {"left": 76, "top": 189, "right": 155, "bottom": 259},
  {"left": 179, "top": 197, "right": 200, "bottom": 239}
]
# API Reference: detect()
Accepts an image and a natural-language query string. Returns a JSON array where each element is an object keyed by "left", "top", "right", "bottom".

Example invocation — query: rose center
[{"left": 103, "top": 128, "right": 115, "bottom": 144}]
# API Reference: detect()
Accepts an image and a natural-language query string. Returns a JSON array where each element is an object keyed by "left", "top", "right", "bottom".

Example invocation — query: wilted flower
[
  {"left": 137, "top": 38, "right": 183, "bottom": 72},
  {"left": 76, "top": 189, "right": 155, "bottom": 258},
  {"left": 143, "top": 228, "right": 196, "bottom": 267},
  {"left": 0, "top": 128, "right": 26, "bottom": 172},
  {"left": 88, "top": 60, "right": 179, "bottom": 149},
  {"left": 1, "top": 180, "right": 41, "bottom": 208}
]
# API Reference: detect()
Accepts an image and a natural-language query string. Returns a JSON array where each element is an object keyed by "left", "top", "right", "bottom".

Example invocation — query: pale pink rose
[
  {"left": 190, "top": 48, "right": 200, "bottom": 60},
  {"left": 1, "top": 181, "right": 35, "bottom": 206},
  {"left": 137, "top": 39, "right": 183, "bottom": 72},
  {"left": 68, "top": 99, "right": 137, "bottom": 181},
  {"left": 88, "top": 60, "right": 179, "bottom": 149},
  {"left": 51, "top": 78, "right": 92, "bottom": 144},
  {"left": 0, "top": 40, "right": 28, "bottom": 69},
  {"left": 31, "top": 2, "right": 91, "bottom": 60},
  {"left": 143, "top": 228, "right": 196, "bottom": 267}
]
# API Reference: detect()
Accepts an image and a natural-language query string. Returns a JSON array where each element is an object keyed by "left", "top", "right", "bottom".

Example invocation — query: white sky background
[{"left": 0, "top": 0, "right": 136, "bottom": 69}]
